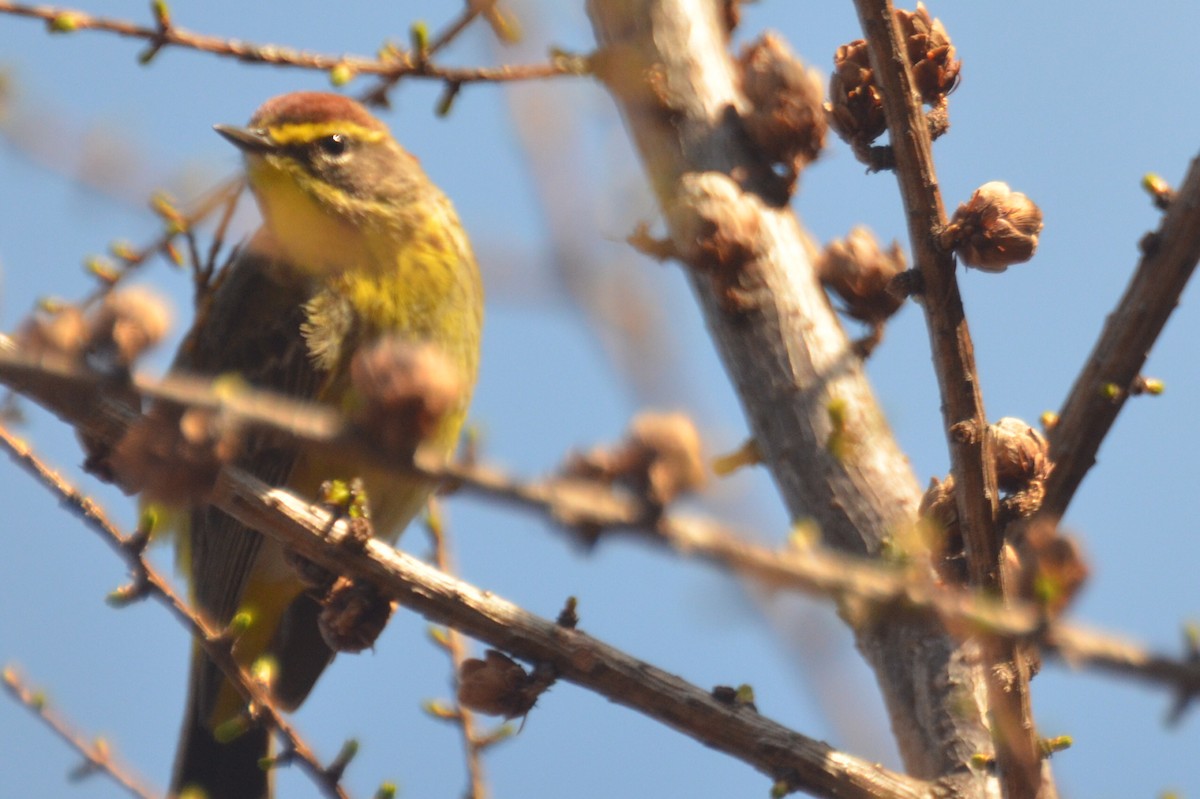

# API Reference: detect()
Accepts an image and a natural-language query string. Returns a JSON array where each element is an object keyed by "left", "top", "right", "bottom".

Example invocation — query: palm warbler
[{"left": 163, "top": 92, "right": 483, "bottom": 799}]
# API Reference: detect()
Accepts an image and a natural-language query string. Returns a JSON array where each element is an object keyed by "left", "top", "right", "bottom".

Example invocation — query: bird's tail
[{"left": 171, "top": 646, "right": 271, "bottom": 799}]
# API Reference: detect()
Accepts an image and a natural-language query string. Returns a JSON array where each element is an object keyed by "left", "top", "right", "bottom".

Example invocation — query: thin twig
[
  {"left": 1, "top": 667, "right": 159, "bottom": 799},
  {"left": 0, "top": 425, "right": 353, "bottom": 799},
  {"left": 850, "top": 2, "right": 1043, "bottom": 795},
  {"left": 425, "top": 499, "right": 493, "bottom": 799},
  {"left": 82, "top": 177, "right": 244, "bottom": 308},
  {"left": 1041, "top": 155, "right": 1200, "bottom": 520},
  {"left": 428, "top": 0, "right": 499, "bottom": 55},
  {"left": 0, "top": 1, "right": 572, "bottom": 84}
]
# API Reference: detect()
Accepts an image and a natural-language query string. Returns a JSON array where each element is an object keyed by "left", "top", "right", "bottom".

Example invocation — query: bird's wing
[{"left": 172, "top": 249, "right": 324, "bottom": 629}]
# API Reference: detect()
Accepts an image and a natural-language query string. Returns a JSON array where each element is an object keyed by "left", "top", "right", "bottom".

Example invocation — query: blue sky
[{"left": 1, "top": 2, "right": 1198, "bottom": 798}]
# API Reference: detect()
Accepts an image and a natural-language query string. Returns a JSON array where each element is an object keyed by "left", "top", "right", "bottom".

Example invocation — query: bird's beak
[{"left": 213, "top": 124, "right": 276, "bottom": 154}]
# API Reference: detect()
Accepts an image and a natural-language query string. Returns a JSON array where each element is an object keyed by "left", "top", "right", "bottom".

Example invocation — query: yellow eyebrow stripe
[{"left": 267, "top": 121, "right": 386, "bottom": 145}]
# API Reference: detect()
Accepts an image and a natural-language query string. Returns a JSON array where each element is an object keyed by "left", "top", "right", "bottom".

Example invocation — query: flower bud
[
  {"left": 895, "top": 2, "right": 961, "bottom": 107},
  {"left": 826, "top": 40, "right": 886, "bottom": 147},
  {"left": 739, "top": 34, "right": 827, "bottom": 182},
  {"left": 817, "top": 226, "right": 907, "bottom": 324},
  {"left": 942, "top": 181, "right": 1043, "bottom": 272}
]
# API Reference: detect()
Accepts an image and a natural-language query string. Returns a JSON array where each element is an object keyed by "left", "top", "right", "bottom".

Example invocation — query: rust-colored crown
[{"left": 248, "top": 92, "right": 386, "bottom": 132}]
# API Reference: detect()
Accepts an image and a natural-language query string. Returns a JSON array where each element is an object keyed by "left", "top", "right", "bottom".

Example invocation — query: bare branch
[
  {"left": 2, "top": 348, "right": 1198, "bottom": 703},
  {"left": 0, "top": 425, "right": 353, "bottom": 799},
  {"left": 0, "top": 376, "right": 928, "bottom": 799},
  {"left": 208, "top": 465, "right": 931, "bottom": 799},
  {"left": 1042, "top": 156, "right": 1200, "bottom": 519},
  {"left": 850, "top": 3, "right": 1044, "bottom": 794},
  {"left": 584, "top": 0, "right": 995, "bottom": 787},
  {"left": 1, "top": 667, "right": 159, "bottom": 799},
  {"left": 0, "top": 1, "right": 575, "bottom": 85}
]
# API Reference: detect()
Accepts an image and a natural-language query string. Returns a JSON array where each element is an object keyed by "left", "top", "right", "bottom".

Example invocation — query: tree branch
[
  {"left": 584, "top": 0, "right": 995, "bottom": 789},
  {"left": 2, "top": 667, "right": 158, "bottom": 799},
  {"left": 1042, "top": 156, "right": 1200, "bottom": 519},
  {"left": 0, "top": 425, "right": 354, "bottom": 799},
  {"left": 0, "top": 1, "right": 575, "bottom": 85},
  {"left": 851, "top": 3, "right": 1044, "bottom": 795},
  {"left": 209, "top": 465, "right": 932, "bottom": 799}
]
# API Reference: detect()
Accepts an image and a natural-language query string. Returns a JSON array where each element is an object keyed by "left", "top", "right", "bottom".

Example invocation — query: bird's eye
[{"left": 317, "top": 133, "right": 348, "bottom": 157}]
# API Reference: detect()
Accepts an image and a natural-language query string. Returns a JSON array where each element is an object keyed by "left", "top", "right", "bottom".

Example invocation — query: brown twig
[
  {"left": 0, "top": 1, "right": 572, "bottom": 84},
  {"left": 850, "top": 3, "right": 1043, "bottom": 795},
  {"left": 6, "top": 346, "right": 1200, "bottom": 798},
  {"left": 0, "top": 424, "right": 353, "bottom": 799},
  {"left": 425, "top": 499, "right": 494, "bottom": 799},
  {"left": 208, "top": 466, "right": 931, "bottom": 799},
  {"left": 1, "top": 667, "right": 159, "bottom": 799},
  {"left": 82, "top": 177, "right": 245, "bottom": 308},
  {"left": 1041, "top": 155, "right": 1200, "bottom": 520}
]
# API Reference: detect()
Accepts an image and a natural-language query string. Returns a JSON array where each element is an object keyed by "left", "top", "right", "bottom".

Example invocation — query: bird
[{"left": 153, "top": 91, "right": 483, "bottom": 799}]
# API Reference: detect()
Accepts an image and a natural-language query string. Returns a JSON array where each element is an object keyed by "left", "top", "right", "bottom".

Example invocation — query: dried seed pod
[
  {"left": 826, "top": 39, "right": 886, "bottom": 146},
  {"left": 108, "top": 399, "right": 238, "bottom": 503},
  {"left": 942, "top": 181, "right": 1044, "bottom": 272},
  {"left": 739, "top": 33, "right": 827, "bottom": 182},
  {"left": 318, "top": 577, "right": 393, "bottom": 653},
  {"left": 817, "top": 226, "right": 907, "bottom": 324},
  {"left": 88, "top": 286, "right": 172, "bottom": 369},
  {"left": 565, "top": 411, "right": 706, "bottom": 508},
  {"left": 895, "top": 2, "right": 961, "bottom": 106},
  {"left": 457, "top": 650, "right": 542, "bottom": 718},
  {"left": 13, "top": 303, "right": 88, "bottom": 360},
  {"left": 990, "top": 417, "right": 1050, "bottom": 493},
  {"left": 349, "top": 337, "right": 464, "bottom": 460},
  {"left": 917, "top": 475, "right": 966, "bottom": 582},
  {"left": 1025, "top": 522, "right": 1089, "bottom": 617}
]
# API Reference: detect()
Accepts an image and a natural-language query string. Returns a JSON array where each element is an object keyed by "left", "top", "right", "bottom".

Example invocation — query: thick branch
[
  {"left": 210, "top": 467, "right": 931, "bottom": 799},
  {"left": 585, "top": 0, "right": 996, "bottom": 789}
]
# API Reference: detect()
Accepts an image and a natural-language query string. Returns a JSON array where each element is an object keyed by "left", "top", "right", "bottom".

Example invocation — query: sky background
[{"left": 1, "top": 2, "right": 1198, "bottom": 798}]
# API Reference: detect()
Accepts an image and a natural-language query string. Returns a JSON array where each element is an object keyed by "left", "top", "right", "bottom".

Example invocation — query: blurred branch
[
  {"left": 1041, "top": 155, "right": 1200, "bottom": 519},
  {"left": 1, "top": 667, "right": 158, "bottom": 799},
  {"left": 0, "top": 425, "right": 353, "bottom": 799},
  {"left": 0, "top": 1, "right": 576, "bottom": 85},
  {"left": 851, "top": 2, "right": 1042, "bottom": 794},
  {"left": 0, "top": 374, "right": 926, "bottom": 799},
  {"left": 2, "top": 349, "right": 1198, "bottom": 704},
  {"left": 584, "top": 0, "right": 994, "bottom": 788}
]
